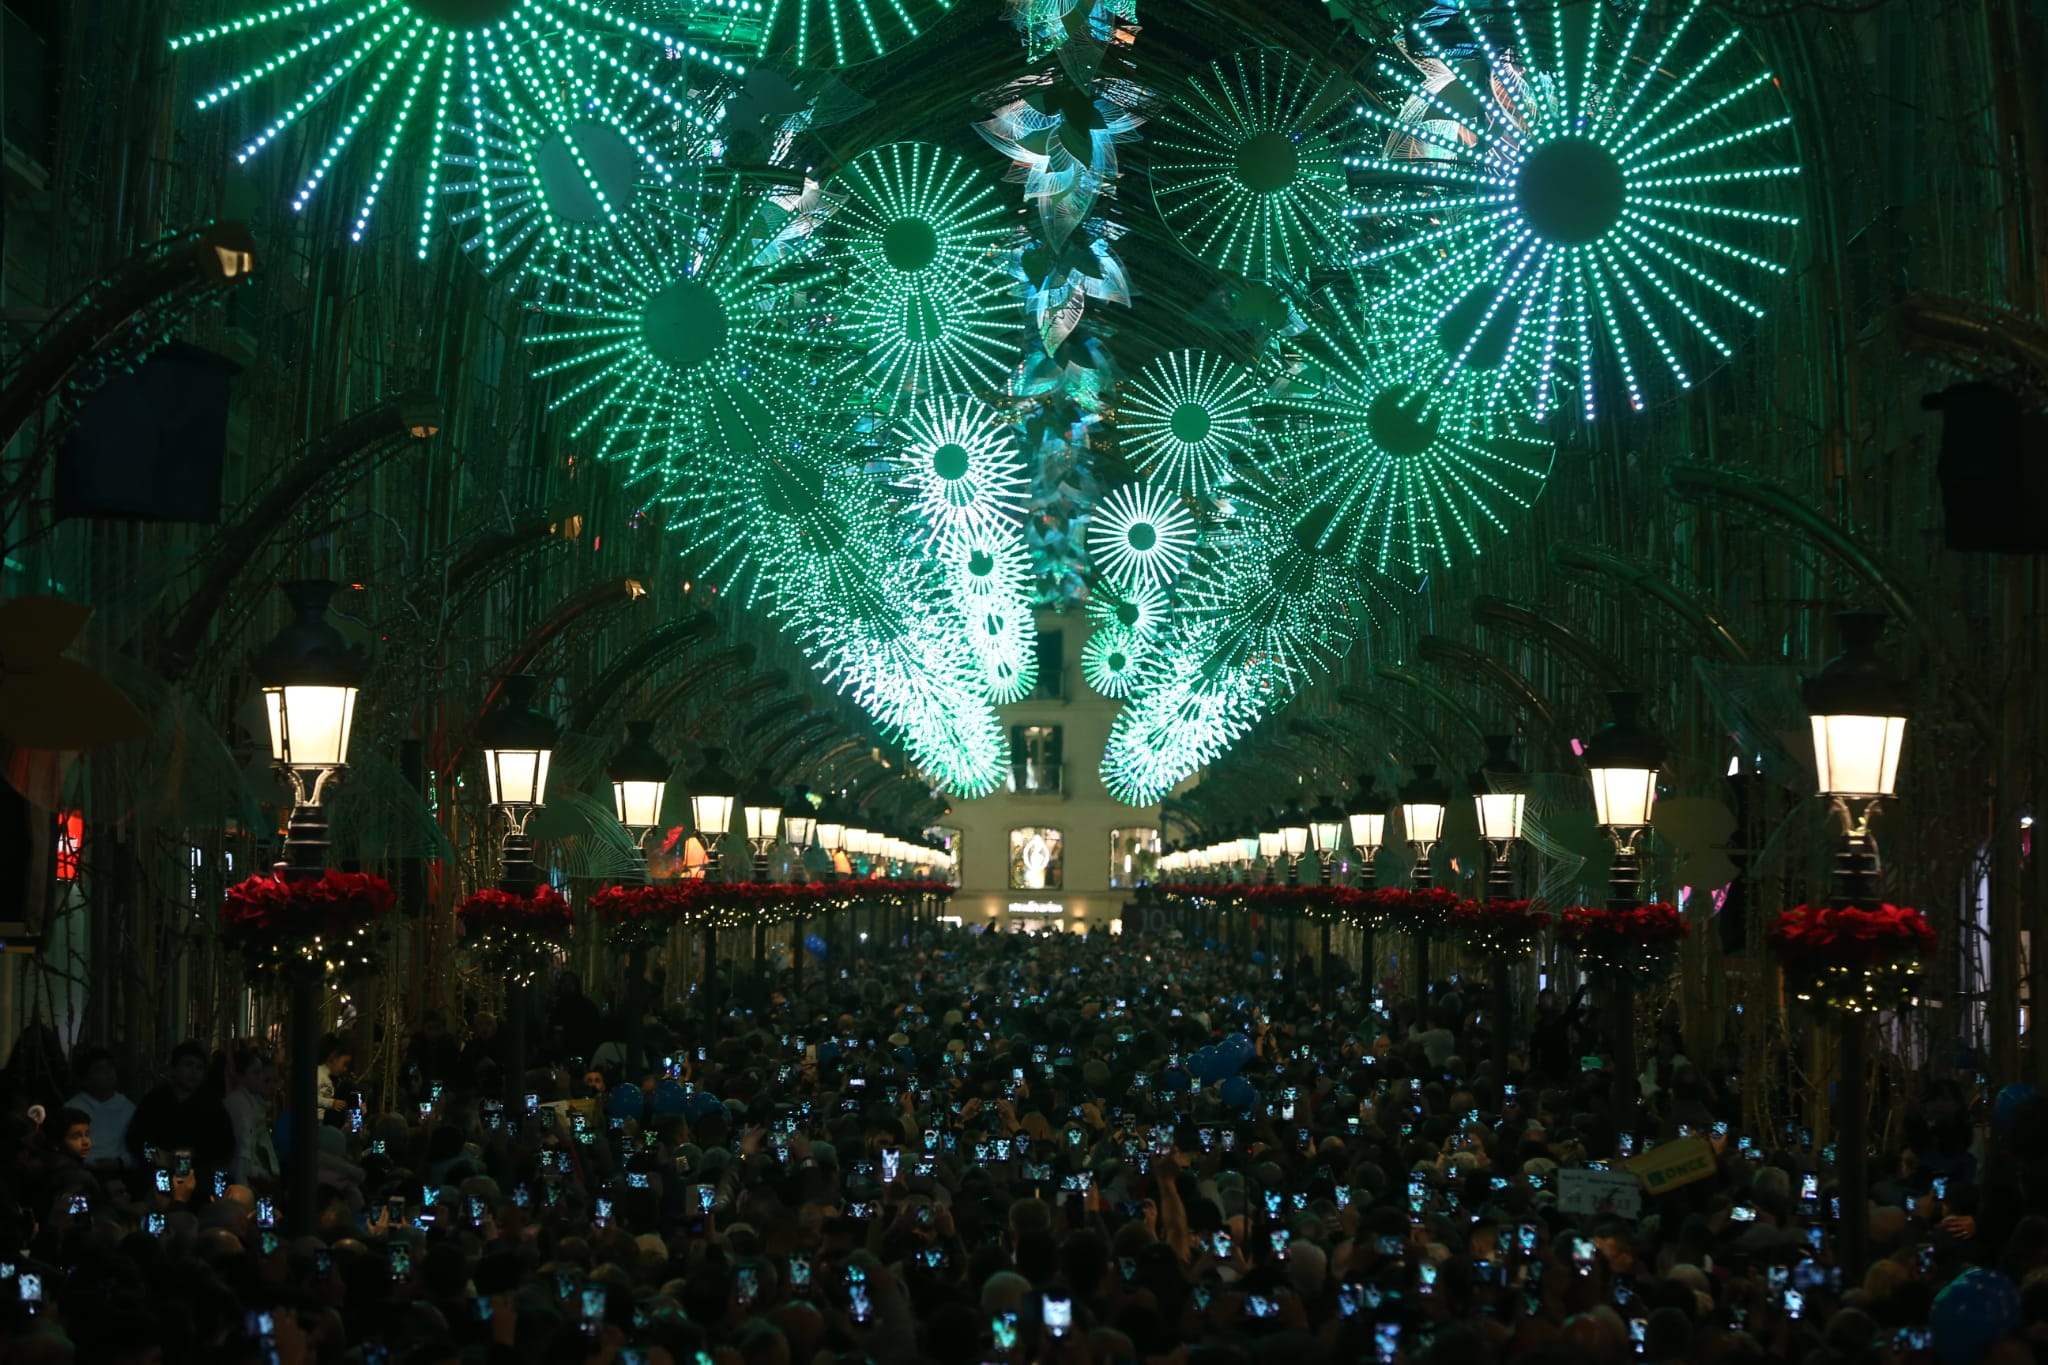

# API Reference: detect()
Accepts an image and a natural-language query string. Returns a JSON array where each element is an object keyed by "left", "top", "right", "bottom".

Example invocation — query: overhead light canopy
[
  {"left": 608, "top": 720, "right": 670, "bottom": 832},
  {"left": 1584, "top": 691, "right": 1664, "bottom": 831},
  {"left": 1804, "top": 611, "right": 1910, "bottom": 800},
  {"left": 783, "top": 784, "right": 819, "bottom": 851},
  {"left": 256, "top": 580, "right": 362, "bottom": 773},
  {"left": 1471, "top": 733, "right": 1527, "bottom": 842},
  {"left": 742, "top": 768, "right": 783, "bottom": 843},
  {"left": 689, "top": 747, "right": 740, "bottom": 841},
  {"left": 477, "top": 673, "right": 557, "bottom": 809},
  {"left": 1348, "top": 775, "right": 1389, "bottom": 854},
  {"left": 1307, "top": 794, "right": 1347, "bottom": 856},
  {"left": 1399, "top": 764, "right": 1451, "bottom": 846}
]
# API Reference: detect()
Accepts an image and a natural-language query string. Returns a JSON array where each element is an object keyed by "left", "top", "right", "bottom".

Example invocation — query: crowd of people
[{"left": 0, "top": 924, "right": 2035, "bottom": 1365}]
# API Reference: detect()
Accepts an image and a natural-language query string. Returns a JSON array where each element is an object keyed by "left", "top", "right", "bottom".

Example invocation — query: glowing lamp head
[
  {"left": 742, "top": 769, "right": 784, "bottom": 843},
  {"left": 1279, "top": 798, "right": 1310, "bottom": 858},
  {"left": 477, "top": 673, "right": 556, "bottom": 809},
  {"left": 815, "top": 793, "right": 852, "bottom": 853},
  {"left": 1583, "top": 691, "right": 1664, "bottom": 832},
  {"left": 608, "top": 720, "right": 670, "bottom": 832},
  {"left": 783, "top": 784, "right": 819, "bottom": 851},
  {"left": 1307, "top": 794, "right": 1347, "bottom": 856},
  {"left": 1803, "top": 611, "right": 1909, "bottom": 799},
  {"left": 1237, "top": 823, "right": 1261, "bottom": 864},
  {"left": 256, "top": 580, "right": 362, "bottom": 773},
  {"left": 688, "top": 748, "right": 740, "bottom": 842},
  {"left": 1348, "top": 775, "right": 1389, "bottom": 854},
  {"left": 1471, "top": 733, "right": 1528, "bottom": 842},
  {"left": 1398, "top": 764, "right": 1451, "bottom": 846},
  {"left": 1258, "top": 827, "right": 1282, "bottom": 861}
]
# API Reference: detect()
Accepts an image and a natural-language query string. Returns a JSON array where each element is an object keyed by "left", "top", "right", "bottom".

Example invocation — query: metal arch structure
[
  {"left": 567, "top": 612, "right": 719, "bottom": 732},
  {"left": 1372, "top": 663, "right": 1490, "bottom": 749},
  {"left": 1413, "top": 635, "right": 1569, "bottom": 766},
  {"left": 1470, "top": 596, "right": 1639, "bottom": 693},
  {"left": 1661, "top": 460, "right": 1993, "bottom": 738},
  {"left": 1548, "top": 545, "right": 1755, "bottom": 666},
  {"left": 159, "top": 390, "right": 441, "bottom": 679},
  {"left": 755, "top": 710, "right": 847, "bottom": 770},
  {"left": 644, "top": 645, "right": 757, "bottom": 744},
  {"left": 1336, "top": 685, "right": 1460, "bottom": 774}
]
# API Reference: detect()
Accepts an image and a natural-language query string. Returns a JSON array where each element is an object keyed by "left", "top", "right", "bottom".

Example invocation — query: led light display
[
  {"left": 1087, "top": 483, "right": 1198, "bottom": 591},
  {"left": 1152, "top": 49, "right": 1353, "bottom": 280},
  {"left": 819, "top": 141, "right": 1018, "bottom": 399},
  {"left": 1081, "top": 626, "right": 1142, "bottom": 698},
  {"left": 1085, "top": 580, "right": 1172, "bottom": 641},
  {"left": 171, "top": 0, "right": 741, "bottom": 257},
  {"left": 888, "top": 398, "right": 1028, "bottom": 545},
  {"left": 1347, "top": 0, "right": 1799, "bottom": 416},
  {"left": 1118, "top": 349, "right": 1263, "bottom": 498}
]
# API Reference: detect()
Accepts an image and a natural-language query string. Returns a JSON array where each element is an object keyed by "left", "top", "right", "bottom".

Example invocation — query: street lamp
[
  {"left": 815, "top": 793, "right": 852, "bottom": 879},
  {"left": 1398, "top": 764, "right": 1450, "bottom": 887},
  {"left": 742, "top": 769, "right": 783, "bottom": 881},
  {"left": 1471, "top": 734, "right": 1527, "bottom": 900},
  {"left": 1583, "top": 691, "right": 1664, "bottom": 900},
  {"left": 783, "top": 785, "right": 818, "bottom": 880},
  {"left": 1279, "top": 797, "right": 1310, "bottom": 887},
  {"left": 1348, "top": 776, "right": 1389, "bottom": 888},
  {"left": 1258, "top": 821, "right": 1283, "bottom": 885},
  {"left": 608, "top": 721, "right": 670, "bottom": 843},
  {"left": 255, "top": 581, "right": 362, "bottom": 879},
  {"left": 478, "top": 674, "right": 557, "bottom": 896},
  {"left": 1307, "top": 795, "right": 1347, "bottom": 885},
  {"left": 1235, "top": 823, "right": 1260, "bottom": 885},
  {"left": 1804, "top": 611, "right": 1910, "bottom": 896},
  {"left": 688, "top": 748, "right": 739, "bottom": 877}
]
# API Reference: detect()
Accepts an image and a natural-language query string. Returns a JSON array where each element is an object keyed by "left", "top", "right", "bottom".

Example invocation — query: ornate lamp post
[
  {"left": 1279, "top": 797, "right": 1310, "bottom": 889},
  {"left": 783, "top": 786, "right": 819, "bottom": 878},
  {"left": 815, "top": 794, "right": 852, "bottom": 881},
  {"left": 608, "top": 721, "right": 669, "bottom": 876},
  {"left": 1582, "top": 690, "right": 1665, "bottom": 1127},
  {"left": 1349, "top": 776, "right": 1390, "bottom": 996},
  {"left": 687, "top": 749, "right": 738, "bottom": 1033},
  {"left": 1471, "top": 734, "right": 1527, "bottom": 901},
  {"left": 1307, "top": 794, "right": 1347, "bottom": 1000},
  {"left": 476, "top": 673, "right": 557, "bottom": 1119},
  {"left": 253, "top": 581, "right": 361, "bottom": 1236},
  {"left": 1804, "top": 611, "right": 1910, "bottom": 1280},
  {"left": 1399, "top": 764, "right": 1450, "bottom": 1006},
  {"left": 742, "top": 770, "right": 784, "bottom": 882}
]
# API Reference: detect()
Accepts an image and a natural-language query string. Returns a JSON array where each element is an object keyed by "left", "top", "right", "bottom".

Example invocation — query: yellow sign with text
[{"left": 1626, "top": 1137, "right": 1717, "bottom": 1196}]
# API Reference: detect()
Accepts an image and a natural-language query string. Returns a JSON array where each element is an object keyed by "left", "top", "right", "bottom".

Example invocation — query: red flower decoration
[
  {"left": 219, "top": 870, "right": 393, "bottom": 973},
  {"left": 456, "top": 885, "right": 573, "bottom": 941},
  {"left": 1447, "top": 898, "right": 1553, "bottom": 955},
  {"left": 1768, "top": 903, "right": 1936, "bottom": 968},
  {"left": 1557, "top": 903, "right": 1687, "bottom": 979}
]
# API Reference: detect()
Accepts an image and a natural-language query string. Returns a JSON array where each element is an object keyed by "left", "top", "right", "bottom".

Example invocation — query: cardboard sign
[
  {"left": 1557, "top": 1168, "right": 1643, "bottom": 1220},
  {"left": 1627, "top": 1136, "right": 1718, "bottom": 1196}
]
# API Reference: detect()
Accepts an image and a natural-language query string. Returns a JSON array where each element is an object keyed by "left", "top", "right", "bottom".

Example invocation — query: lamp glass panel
[
  {"left": 744, "top": 803, "right": 782, "bottom": 842},
  {"left": 1309, "top": 818, "right": 1342, "bottom": 853},
  {"left": 613, "top": 778, "right": 665, "bottom": 829},
  {"left": 1810, "top": 714, "right": 1906, "bottom": 798},
  {"left": 486, "top": 748, "right": 550, "bottom": 808},
  {"left": 817, "top": 819, "right": 847, "bottom": 852},
  {"left": 1258, "top": 831, "right": 1281, "bottom": 859},
  {"left": 786, "top": 813, "right": 818, "bottom": 849},
  {"left": 691, "top": 792, "right": 735, "bottom": 837},
  {"left": 1475, "top": 792, "right": 1527, "bottom": 841},
  {"left": 265, "top": 684, "right": 358, "bottom": 769},
  {"left": 1281, "top": 824, "right": 1309, "bottom": 857},
  {"left": 1589, "top": 766, "right": 1658, "bottom": 830},
  {"left": 1401, "top": 801, "right": 1446, "bottom": 845},
  {"left": 1348, "top": 811, "right": 1386, "bottom": 851},
  {"left": 1237, "top": 835, "right": 1259, "bottom": 861}
]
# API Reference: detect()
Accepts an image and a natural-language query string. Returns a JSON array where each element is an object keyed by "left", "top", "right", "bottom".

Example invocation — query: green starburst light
[
  {"left": 528, "top": 182, "right": 841, "bottom": 482},
  {"left": 654, "top": 0, "right": 955, "bottom": 68},
  {"left": 1348, "top": 0, "right": 1800, "bottom": 417},
  {"left": 1088, "top": 484, "right": 1198, "bottom": 591},
  {"left": 1101, "top": 637, "right": 1263, "bottom": 804},
  {"left": 170, "top": 0, "right": 742, "bottom": 258},
  {"left": 889, "top": 398, "right": 1027, "bottom": 545},
  {"left": 1085, "top": 580, "right": 1172, "bottom": 641},
  {"left": 942, "top": 530, "right": 1033, "bottom": 602},
  {"left": 1118, "top": 349, "right": 1263, "bottom": 498},
  {"left": 1081, "top": 626, "right": 1142, "bottom": 699},
  {"left": 968, "top": 594, "right": 1039, "bottom": 705},
  {"left": 1152, "top": 49, "right": 1353, "bottom": 280},
  {"left": 1273, "top": 292, "right": 1552, "bottom": 578},
  {"left": 820, "top": 142, "right": 1018, "bottom": 399}
]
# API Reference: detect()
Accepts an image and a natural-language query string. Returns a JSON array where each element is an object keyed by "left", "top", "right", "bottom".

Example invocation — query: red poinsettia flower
[
  {"left": 457, "top": 885, "right": 573, "bottom": 940},
  {"left": 220, "top": 870, "right": 394, "bottom": 945},
  {"left": 1769, "top": 903, "right": 1937, "bottom": 968}
]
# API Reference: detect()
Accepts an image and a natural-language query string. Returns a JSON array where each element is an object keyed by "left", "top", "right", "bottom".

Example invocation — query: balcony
[{"left": 1006, "top": 761, "right": 1065, "bottom": 796}]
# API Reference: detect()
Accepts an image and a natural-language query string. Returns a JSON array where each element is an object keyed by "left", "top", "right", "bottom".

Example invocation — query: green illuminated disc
[
  {"left": 1119, "top": 349, "right": 1264, "bottom": 497},
  {"left": 1349, "top": 0, "right": 1801, "bottom": 416}
]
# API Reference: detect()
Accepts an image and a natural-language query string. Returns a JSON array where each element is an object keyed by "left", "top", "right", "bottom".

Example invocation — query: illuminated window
[
  {"left": 1109, "top": 827, "right": 1160, "bottom": 889},
  {"left": 1009, "top": 827, "right": 1063, "bottom": 890},
  {"left": 1009, "top": 725, "right": 1063, "bottom": 793}
]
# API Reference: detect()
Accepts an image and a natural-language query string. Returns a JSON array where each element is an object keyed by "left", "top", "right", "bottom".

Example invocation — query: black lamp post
[
  {"left": 608, "top": 720, "right": 670, "bottom": 880},
  {"left": 1804, "top": 612, "right": 1911, "bottom": 1281},
  {"left": 1582, "top": 690, "right": 1665, "bottom": 1129},
  {"left": 1307, "top": 794, "right": 1346, "bottom": 1000},
  {"left": 782, "top": 786, "right": 818, "bottom": 991},
  {"left": 253, "top": 581, "right": 361, "bottom": 1237},
  {"left": 688, "top": 749, "right": 739, "bottom": 1036},
  {"left": 1349, "top": 776, "right": 1390, "bottom": 994},
  {"left": 1399, "top": 764, "right": 1450, "bottom": 1007},
  {"left": 476, "top": 674, "right": 557, "bottom": 1115},
  {"left": 1471, "top": 734, "right": 1527, "bottom": 902}
]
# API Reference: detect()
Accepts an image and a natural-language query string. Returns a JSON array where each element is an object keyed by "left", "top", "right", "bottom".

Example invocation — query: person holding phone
[{"left": 127, "top": 1040, "right": 234, "bottom": 1175}]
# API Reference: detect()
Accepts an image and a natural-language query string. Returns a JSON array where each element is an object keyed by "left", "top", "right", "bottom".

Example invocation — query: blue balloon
[
  {"left": 805, "top": 934, "right": 828, "bottom": 958},
  {"left": 1189, "top": 1048, "right": 1226, "bottom": 1083},
  {"left": 606, "top": 1084, "right": 646, "bottom": 1119},
  {"left": 1155, "top": 1068, "right": 1190, "bottom": 1092},
  {"left": 1996, "top": 1084, "right": 2039, "bottom": 1133},
  {"left": 1932, "top": 1268, "right": 2020, "bottom": 1365},
  {"left": 1250, "top": 951, "right": 1266, "bottom": 966},
  {"left": 1224, "top": 1033, "right": 1255, "bottom": 1061},
  {"left": 683, "top": 1090, "right": 725, "bottom": 1122},
  {"left": 1219, "top": 1076, "right": 1256, "bottom": 1110},
  {"left": 816, "top": 1041, "right": 841, "bottom": 1065},
  {"left": 652, "top": 1079, "right": 688, "bottom": 1116}
]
